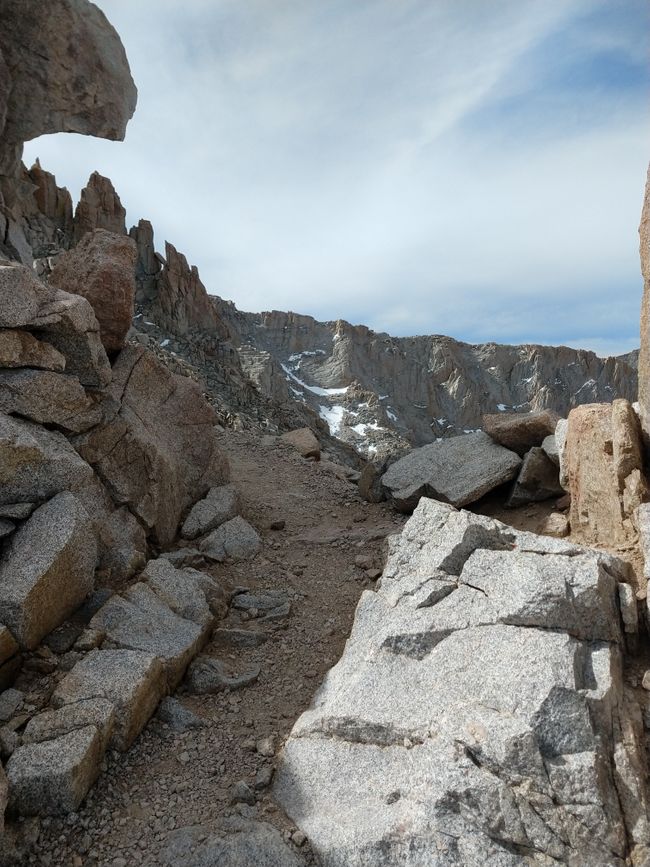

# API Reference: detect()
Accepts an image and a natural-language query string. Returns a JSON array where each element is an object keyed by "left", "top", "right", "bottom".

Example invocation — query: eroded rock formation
[{"left": 0, "top": 0, "right": 137, "bottom": 262}]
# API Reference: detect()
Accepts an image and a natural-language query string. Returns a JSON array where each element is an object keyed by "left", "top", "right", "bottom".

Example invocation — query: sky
[{"left": 23, "top": 0, "right": 650, "bottom": 356}]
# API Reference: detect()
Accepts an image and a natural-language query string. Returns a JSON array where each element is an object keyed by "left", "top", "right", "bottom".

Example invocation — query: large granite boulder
[
  {"left": 482, "top": 409, "right": 561, "bottom": 455},
  {"left": 0, "top": 492, "right": 96, "bottom": 648},
  {"left": 49, "top": 228, "right": 136, "bottom": 352},
  {"left": 159, "top": 820, "right": 306, "bottom": 867},
  {"left": 565, "top": 399, "right": 647, "bottom": 547},
  {"left": 381, "top": 431, "right": 521, "bottom": 512},
  {"left": 76, "top": 345, "right": 229, "bottom": 546},
  {"left": 275, "top": 499, "right": 649, "bottom": 867}
]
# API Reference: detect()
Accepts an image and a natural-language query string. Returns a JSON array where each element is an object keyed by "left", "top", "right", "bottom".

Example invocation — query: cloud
[{"left": 22, "top": 0, "right": 650, "bottom": 356}]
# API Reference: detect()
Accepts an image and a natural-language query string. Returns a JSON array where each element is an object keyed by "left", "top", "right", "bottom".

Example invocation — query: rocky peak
[{"left": 73, "top": 171, "right": 127, "bottom": 243}]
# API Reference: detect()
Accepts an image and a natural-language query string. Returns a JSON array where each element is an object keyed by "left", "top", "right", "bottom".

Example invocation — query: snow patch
[
  {"left": 160, "top": 338, "right": 171, "bottom": 348},
  {"left": 319, "top": 405, "right": 345, "bottom": 435},
  {"left": 281, "top": 363, "right": 348, "bottom": 397}
]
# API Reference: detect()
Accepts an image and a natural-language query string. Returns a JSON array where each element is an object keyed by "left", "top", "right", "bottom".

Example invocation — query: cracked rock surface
[{"left": 275, "top": 498, "right": 650, "bottom": 866}]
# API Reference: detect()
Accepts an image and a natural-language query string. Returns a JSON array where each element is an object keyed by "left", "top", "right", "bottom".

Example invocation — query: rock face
[
  {"left": 639, "top": 163, "right": 650, "bottom": 446},
  {"left": 381, "top": 432, "right": 521, "bottom": 511},
  {"left": 275, "top": 498, "right": 649, "bottom": 866},
  {"left": 213, "top": 303, "right": 637, "bottom": 460},
  {"left": 76, "top": 345, "right": 229, "bottom": 546},
  {"left": 0, "top": 0, "right": 137, "bottom": 262},
  {"left": 49, "top": 229, "right": 137, "bottom": 352},
  {"left": 565, "top": 400, "right": 647, "bottom": 547},
  {"left": 0, "top": 493, "right": 96, "bottom": 649}
]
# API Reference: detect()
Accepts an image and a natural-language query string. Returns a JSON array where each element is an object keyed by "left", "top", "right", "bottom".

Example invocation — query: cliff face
[{"left": 214, "top": 301, "right": 638, "bottom": 458}]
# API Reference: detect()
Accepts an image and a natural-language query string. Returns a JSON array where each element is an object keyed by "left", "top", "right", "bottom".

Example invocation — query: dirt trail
[{"left": 34, "top": 433, "right": 405, "bottom": 866}]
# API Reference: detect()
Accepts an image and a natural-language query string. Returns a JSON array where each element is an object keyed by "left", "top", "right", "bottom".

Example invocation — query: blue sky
[{"left": 23, "top": 0, "right": 650, "bottom": 356}]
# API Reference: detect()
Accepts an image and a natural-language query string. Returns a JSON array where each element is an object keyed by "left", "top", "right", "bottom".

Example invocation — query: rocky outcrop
[
  {"left": 72, "top": 173, "right": 127, "bottom": 244},
  {"left": 565, "top": 399, "right": 647, "bottom": 547},
  {"left": 381, "top": 431, "right": 521, "bottom": 511},
  {"left": 275, "top": 498, "right": 649, "bottom": 866},
  {"left": 49, "top": 229, "right": 137, "bottom": 352},
  {"left": 0, "top": 0, "right": 137, "bottom": 262}
]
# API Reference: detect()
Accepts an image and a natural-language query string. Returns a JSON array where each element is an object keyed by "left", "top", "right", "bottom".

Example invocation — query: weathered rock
[
  {"left": 186, "top": 656, "right": 261, "bottom": 694},
  {"left": 541, "top": 512, "right": 570, "bottom": 539},
  {"left": 181, "top": 484, "right": 239, "bottom": 540},
  {"left": 76, "top": 345, "right": 229, "bottom": 546},
  {"left": 22, "top": 698, "right": 115, "bottom": 751},
  {"left": 0, "top": 492, "right": 96, "bottom": 648},
  {"left": 0, "top": 329, "right": 65, "bottom": 371},
  {"left": 0, "top": 689, "right": 22, "bottom": 722},
  {"left": 153, "top": 240, "right": 228, "bottom": 337},
  {"left": 381, "top": 432, "right": 521, "bottom": 512},
  {"left": 0, "top": 369, "right": 101, "bottom": 433},
  {"left": 199, "top": 516, "right": 262, "bottom": 562},
  {"left": 0, "top": 503, "right": 34, "bottom": 520},
  {"left": 129, "top": 219, "right": 161, "bottom": 302},
  {"left": 280, "top": 428, "right": 320, "bottom": 460},
  {"left": 0, "top": 519, "right": 14, "bottom": 539},
  {"left": 506, "top": 446, "right": 564, "bottom": 508},
  {"left": 0, "top": 1, "right": 136, "bottom": 147},
  {"left": 483, "top": 409, "right": 561, "bottom": 455},
  {"left": 6, "top": 726, "right": 102, "bottom": 815},
  {"left": 72, "top": 173, "right": 127, "bottom": 244},
  {"left": 566, "top": 400, "right": 647, "bottom": 547},
  {"left": 49, "top": 229, "right": 136, "bottom": 352},
  {"left": 156, "top": 697, "right": 204, "bottom": 732},
  {"left": 0, "top": 628, "right": 18, "bottom": 668},
  {"left": 556, "top": 418, "right": 569, "bottom": 489},
  {"left": 0, "top": 263, "right": 111, "bottom": 387},
  {"left": 141, "top": 557, "right": 227, "bottom": 624},
  {"left": 19, "top": 160, "right": 74, "bottom": 258},
  {"left": 52, "top": 649, "right": 165, "bottom": 751},
  {"left": 96, "top": 505, "right": 147, "bottom": 586},
  {"left": 159, "top": 819, "right": 305, "bottom": 867},
  {"left": 275, "top": 499, "right": 649, "bottom": 866},
  {"left": 358, "top": 459, "right": 388, "bottom": 503},
  {"left": 541, "top": 432, "right": 559, "bottom": 465},
  {"left": 639, "top": 163, "right": 650, "bottom": 445},
  {"left": 89, "top": 584, "right": 205, "bottom": 690}
]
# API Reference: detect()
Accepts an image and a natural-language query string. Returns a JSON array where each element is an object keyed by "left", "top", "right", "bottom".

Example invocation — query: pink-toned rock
[
  {"left": 76, "top": 346, "right": 229, "bottom": 546},
  {"left": 0, "top": 329, "right": 65, "bottom": 371},
  {"left": 280, "top": 427, "right": 321, "bottom": 460},
  {"left": 565, "top": 399, "right": 647, "bottom": 547},
  {"left": 73, "top": 173, "right": 127, "bottom": 244},
  {"left": 483, "top": 410, "right": 560, "bottom": 456},
  {"left": 49, "top": 229, "right": 136, "bottom": 352}
]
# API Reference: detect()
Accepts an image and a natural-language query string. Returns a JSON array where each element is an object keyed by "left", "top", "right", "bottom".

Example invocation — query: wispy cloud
[{"left": 23, "top": 0, "right": 649, "bottom": 356}]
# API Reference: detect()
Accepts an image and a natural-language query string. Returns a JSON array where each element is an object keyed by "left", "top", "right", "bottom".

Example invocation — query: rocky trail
[{"left": 30, "top": 433, "right": 405, "bottom": 866}]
